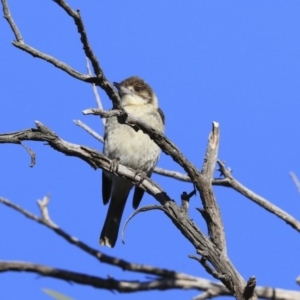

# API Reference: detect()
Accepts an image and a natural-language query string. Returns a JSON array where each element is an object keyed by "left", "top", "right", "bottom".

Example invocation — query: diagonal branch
[
  {"left": 0, "top": 196, "right": 194, "bottom": 281},
  {"left": 217, "top": 161, "right": 300, "bottom": 233},
  {"left": 1, "top": 0, "right": 22, "bottom": 41},
  {"left": 52, "top": 0, "right": 121, "bottom": 109},
  {"left": 74, "top": 119, "right": 104, "bottom": 142},
  {"left": 154, "top": 164, "right": 300, "bottom": 235},
  {"left": 289, "top": 172, "right": 300, "bottom": 195},
  {"left": 52, "top": 0, "right": 102, "bottom": 77},
  {"left": 0, "top": 122, "right": 171, "bottom": 205},
  {"left": 1, "top": 0, "right": 90, "bottom": 81},
  {"left": 1, "top": 0, "right": 123, "bottom": 109}
]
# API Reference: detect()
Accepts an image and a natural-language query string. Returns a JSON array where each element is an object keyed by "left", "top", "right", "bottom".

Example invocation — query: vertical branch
[{"left": 198, "top": 122, "right": 225, "bottom": 251}]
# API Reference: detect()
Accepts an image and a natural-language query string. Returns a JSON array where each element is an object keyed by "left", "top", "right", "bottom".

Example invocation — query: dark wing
[
  {"left": 102, "top": 171, "right": 112, "bottom": 205},
  {"left": 132, "top": 187, "right": 145, "bottom": 209},
  {"left": 132, "top": 173, "right": 152, "bottom": 209},
  {"left": 157, "top": 107, "right": 165, "bottom": 125}
]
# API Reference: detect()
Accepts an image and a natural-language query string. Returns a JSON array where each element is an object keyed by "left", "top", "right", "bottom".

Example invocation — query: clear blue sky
[{"left": 1, "top": 1, "right": 300, "bottom": 299}]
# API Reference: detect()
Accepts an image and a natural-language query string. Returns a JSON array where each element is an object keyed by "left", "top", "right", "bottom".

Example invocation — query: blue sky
[{"left": 1, "top": 1, "right": 300, "bottom": 299}]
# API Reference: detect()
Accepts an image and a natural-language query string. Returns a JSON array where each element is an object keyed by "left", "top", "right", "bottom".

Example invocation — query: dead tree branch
[
  {"left": 1, "top": 196, "right": 299, "bottom": 299},
  {"left": 0, "top": 196, "right": 208, "bottom": 283},
  {"left": 154, "top": 165, "right": 300, "bottom": 235},
  {"left": 0, "top": 119, "right": 250, "bottom": 299},
  {"left": 0, "top": 260, "right": 210, "bottom": 293},
  {"left": 217, "top": 161, "right": 300, "bottom": 233},
  {"left": 2, "top": 0, "right": 292, "bottom": 299}
]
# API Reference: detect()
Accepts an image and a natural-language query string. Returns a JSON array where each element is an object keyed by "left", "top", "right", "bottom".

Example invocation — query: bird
[{"left": 100, "top": 76, "right": 165, "bottom": 248}]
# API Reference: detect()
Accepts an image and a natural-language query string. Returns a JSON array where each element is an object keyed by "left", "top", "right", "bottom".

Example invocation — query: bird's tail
[{"left": 100, "top": 179, "right": 132, "bottom": 248}]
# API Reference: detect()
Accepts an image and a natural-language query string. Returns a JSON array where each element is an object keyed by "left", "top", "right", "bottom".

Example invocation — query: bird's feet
[
  {"left": 109, "top": 158, "right": 120, "bottom": 173},
  {"left": 134, "top": 170, "right": 148, "bottom": 185}
]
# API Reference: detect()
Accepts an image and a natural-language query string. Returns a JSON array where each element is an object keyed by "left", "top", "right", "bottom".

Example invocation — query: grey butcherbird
[{"left": 100, "top": 76, "right": 165, "bottom": 248}]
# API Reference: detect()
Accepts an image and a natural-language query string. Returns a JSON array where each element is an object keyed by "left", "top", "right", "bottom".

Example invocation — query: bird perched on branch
[{"left": 100, "top": 76, "right": 165, "bottom": 248}]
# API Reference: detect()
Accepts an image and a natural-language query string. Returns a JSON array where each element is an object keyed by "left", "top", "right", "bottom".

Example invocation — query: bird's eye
[{"left": 134, "top": 86, "right": 141, "bottom": 92}]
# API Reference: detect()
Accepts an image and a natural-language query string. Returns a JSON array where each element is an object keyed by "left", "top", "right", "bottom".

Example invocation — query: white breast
[{"left": 103, "top": 103, "right": 164, "bottom": 172}]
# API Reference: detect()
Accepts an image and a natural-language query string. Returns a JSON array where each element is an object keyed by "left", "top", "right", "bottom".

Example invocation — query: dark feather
[
  {"left": 102, "top": 171, "right": 112, "bottom": 205},
  {"left": 132, "top": 172, "right": 152, "bottom": 209},
  {"left": 100, "top": 179, "right": 132, "bottom": 248},
  {"left": 100, "top": 194, "right": 128, "bottom": 248},
  {"left": 132, "top": 186, "right": 146, "bottom": 209},
  {"left": 157, "top": 107, "right": 165, "bottom": 125}
]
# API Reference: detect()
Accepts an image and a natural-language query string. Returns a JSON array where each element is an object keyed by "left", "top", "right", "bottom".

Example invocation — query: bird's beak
[{"left": 113, "top": 82, "right": 132, "bottom": 97}]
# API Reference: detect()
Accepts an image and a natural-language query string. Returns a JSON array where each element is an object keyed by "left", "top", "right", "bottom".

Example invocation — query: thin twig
[
  {"left": 289, "top": 172, "right": 300, "bottom": 194},
  {"left": 154, "top": 167, "right": 191, "bottom": 182},
  {"left": 74, "top": 120, "right": 104, "bottom": 143},
  {"left": 37, "top": 195, "right": 57, "bottom": 227},
  {"left": 85, "top": 57, "right": 106, "bottom": 126}
]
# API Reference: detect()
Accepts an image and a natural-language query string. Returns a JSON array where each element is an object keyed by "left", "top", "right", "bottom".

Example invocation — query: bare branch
[
  {"left": 193, "top": 291, "right": 217, "bottom": 300},
  {"left": 154, "top": 167, "right": 232, "bottom": 187},
  {"left": 51, "top": 0, "right": 122, "bottom": 110},
  {"left": 154, "top": 167, "right": 191, "bottom": 182},
  {"left": 0, "top": 196, "right": 195, "bottom": 281},
  {"left": 155, "top": 163, "right": 300, "bottom": 238},
  {"left": 52, "top": 1, "right": 101, "bottom": 74},
  {"left": 74, "top": 119, "right": 104, "bottom": 143},
  {"left": 122, "top": 204, "right": 167, "bottom": 244},
  {"left": 1, "top": 0, "right": 22, "bottom": 41},
  {"left": 1, "top": 0, "right": 249, "bottom": 293},
  {"left": 218, "top": 161, "right": 300, "bottom": 233},
  {"left": 2, "top": 0, "right": 123, "bottom": 110},
  {"left": 202, "top": 122, "right": 220, "bottom": 178},
  {"left": 20, "top": 142, "right": 35, "bottom": 167},
  {"left": 254, "top": 287, "right": 300, "bottom": 300},
  {"left": 1, "top": 258, "right": 299, "bottom": 299},
  {"left": 84, "top": 108, "right": 251, "bottom": 297},
  {"left": 83, "top": 108, "right": 203, "bottom": 186},
  {"left": 0, "top": 196, "right": 235, "bottom": 298},
  {"left": 1, "top": 1, "right": 287, "bottom": 298},
  {"left": 1, "top": 0, "right": 90, "bottom": 82},
  {"left": 37, "top": 195, "right": 57, "bottom": 227},
  {"left": 85, "top": 57, "right": 106, "bottom": 126},
  {"left": 0, "top": 122, "right": 246, "bottom": 298},
  {"left": 200, "top": 122, "right": 226, "bottom": 252},
  {"left": 13, "top": 41, "right": 90, "bottom": 81},
  {"left": 0, "top": 122, "right": 171, "bottom": 204},
  {"left": 243, "top": 276, "right": 256, "bottom": 300},
  {"left": 289, "top": 172, "right": 300, "bottom": 194},
  {"left": 0, "top": 260, "right": 209, "bottom": 293}
]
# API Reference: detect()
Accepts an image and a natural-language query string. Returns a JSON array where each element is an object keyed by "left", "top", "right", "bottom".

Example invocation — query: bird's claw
[
  {"left": 110, "top": 158, "right": 120, "bottom": 173},
  {"left": 134, "top": 170, "right": 148, "bottom": 185}
]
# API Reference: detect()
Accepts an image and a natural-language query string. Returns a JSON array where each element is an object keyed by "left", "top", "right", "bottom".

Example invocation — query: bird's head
[{"left": 113, "top": 76, "right": 158, "bottom": 107}]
